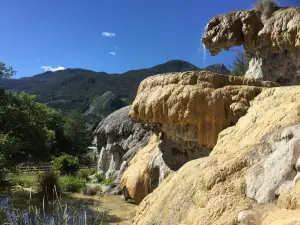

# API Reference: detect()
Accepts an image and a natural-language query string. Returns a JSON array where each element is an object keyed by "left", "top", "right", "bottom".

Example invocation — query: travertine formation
[
  {"left": 120, "top": 135, "right": 172, "bottom": 204},
  {"left": 130, "top": 71, "right": 276, "bottom": 167},
  {"left": 93, "top": 106, "right": 152, "bottom": 193},
  {"left": 202, "top": 6, "right": 300, "bottom": 84},
  {"left": 132, "top": 86, "right": 300, "bottom": 225}
]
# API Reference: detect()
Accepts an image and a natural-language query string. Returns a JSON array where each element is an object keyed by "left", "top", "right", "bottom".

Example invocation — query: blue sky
[{"left": 1, "top": 0, "right": 299, "bottom": 78}]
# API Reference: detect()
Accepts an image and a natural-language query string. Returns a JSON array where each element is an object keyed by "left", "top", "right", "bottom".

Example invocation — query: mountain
[{"left": 0, "top": 60, "right": 230, "bottom": 127}]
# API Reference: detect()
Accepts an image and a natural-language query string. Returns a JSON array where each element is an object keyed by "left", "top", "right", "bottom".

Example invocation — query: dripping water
[
  {"left": 202, "top": 43, "right": 207, "bottom": 67},
  {"left": 202, "top": 23, "right": 208, "bottom": 67}
]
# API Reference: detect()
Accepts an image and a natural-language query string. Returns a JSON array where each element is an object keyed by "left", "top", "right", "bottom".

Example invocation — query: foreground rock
[
  {"left": 94, "top": 106, "right": 152, "bottom": 193},
  {"left": 120, "top": 135, "right": 172, "bottom": 204},
  {"left": 132, "top": 86, "right": 300, "bottom": 225},
  {"left": 130, "top": 71, "right": 276, "bottom": 169},
  {"left": 202, "top": 5, "right": 300, "bottom": 85}
]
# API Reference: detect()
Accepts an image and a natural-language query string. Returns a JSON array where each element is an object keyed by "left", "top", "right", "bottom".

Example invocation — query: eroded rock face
[
  {"left": 120, "top": 135, "right": 172, "bottom": 204},
  {"left": 246, "top": 125, "right": 300, "bottom": 203},
  {"left": 202, "top": 6, "right": 300, "bottom": 84},
  {"left": 131, "top": 86, "right": 300, "bottom": 225},
  {"left": 130, "top": 71, "right": 276, "bottom": 167},
  {"left": 94, "top": 106, "right": 152, "bottom": 193}
]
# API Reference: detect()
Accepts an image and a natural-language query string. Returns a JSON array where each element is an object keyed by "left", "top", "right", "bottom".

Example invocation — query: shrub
[
  {"left": 78, "top": 168, "right": 97, "bottom": 180},
  {"left": 102, "top": 176, "right": 115, "bottom": 185},
  {"left": 94, "top": 173, "right": 116, "bottom": 185},
  {"left": 37, "top": 171, "right": 60, "bottom": 199},
  {"left": 59, "top": 176, "right": 86, "bottom": 192},
  {"left": 51, "top": 154, "right": 79, "bottom": 175},
  {"left": 94, "top": 173, "right": 106, "bottom": 183},
  {"left": 82, "top": 185, "right": 102, "bottom": 196}
]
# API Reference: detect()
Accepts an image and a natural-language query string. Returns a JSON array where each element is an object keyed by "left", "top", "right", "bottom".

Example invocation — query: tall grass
[{"left": 0, "top": 185, "right": 105, "bottom": 225}]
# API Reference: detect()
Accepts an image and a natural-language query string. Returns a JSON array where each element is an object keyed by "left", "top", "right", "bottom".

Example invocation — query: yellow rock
[
  {"left": 131, "top": 86, "right": 300, "bottom": 225},
  {"left": 120, "top": 135, "right": 172, "bottom": 204},
  {"left": 130, "top": 71, "right": 275, "bottom": 151}
]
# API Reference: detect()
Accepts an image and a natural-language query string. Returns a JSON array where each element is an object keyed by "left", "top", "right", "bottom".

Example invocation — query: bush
[
  {"left": 37, "top": 171, "right": 60, "bottom": 199},
  {"left": 59, "top": 176, "right": 86, "bottom": 192},
  {"left": 94, "top": 173, "right": 106, "bottom": 183},
  {"left": 94, "top": 173, "right": 116, "bottom": 185},
  {"left": 78, "top": 168, "right": 97, "bottom": 180},
  {"left": 51, "top": 154, "right": 79, "bottom": 175},
  {"left": 82, "top": 185, "right": 102, "bottom": 196},
  {"left": 102, "top": 176, "right": 115, "bottom": 185}
]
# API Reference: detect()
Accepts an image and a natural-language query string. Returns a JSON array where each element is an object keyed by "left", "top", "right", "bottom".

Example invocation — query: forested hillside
[{"left": 0, "top": 60, "right": 230, "bottom": 127}]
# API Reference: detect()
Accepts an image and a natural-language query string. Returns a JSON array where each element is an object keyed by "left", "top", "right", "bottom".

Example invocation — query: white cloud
[
  {"left": 102, "top": 32, "right": 116, "bottom": 38},
  {"left": 109, "top": 52, "right": 116, "bottom": 56},
  {"left": 41, "top": 66, "right": 66, "bottom": 72}
]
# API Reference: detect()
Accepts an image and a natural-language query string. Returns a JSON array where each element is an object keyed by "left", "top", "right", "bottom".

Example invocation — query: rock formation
[
  {"left": 131, "top": 86, "right": 300, "bottom": 225},
  {"left": 130, "top": 71, "right": 276, "bottom": 169},
  {"left": 120, "top": 135, "right": 172, "bottom": 204},
  {"left": 93, "top": 106, "right": 152, "bottom": 193},
  {"left": 202, "top": 5, "right": 300, "bottom": 85}
]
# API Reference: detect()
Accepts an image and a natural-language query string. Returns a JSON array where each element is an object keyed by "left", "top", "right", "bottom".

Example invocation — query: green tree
[
  {"left": 230, "top": 50, "right": 249, "bottom": 77},
  {"left": 0, "top": 62, "right": 16, "bottom": 79},
  {"left": 0, "top": 91, "right": 58, "bottom": 166},
  {"left": 63, "top": 111, "right": 91, "bottom": 156}
]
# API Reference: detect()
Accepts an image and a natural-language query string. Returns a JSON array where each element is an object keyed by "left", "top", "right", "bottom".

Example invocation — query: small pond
[{"left": 0, "top": 188, "right": 136, "bottom": 225}]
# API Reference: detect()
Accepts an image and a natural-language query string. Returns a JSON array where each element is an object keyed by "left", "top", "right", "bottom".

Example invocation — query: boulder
[
  {"left": 131, "top": 86, "right": 300, "bottom": 225},
  {"left": 93, "top": 106, "right": 152, "bottom": 193},
  {"left": 202, "top": 6, "right": 300, "bottom": 85}
]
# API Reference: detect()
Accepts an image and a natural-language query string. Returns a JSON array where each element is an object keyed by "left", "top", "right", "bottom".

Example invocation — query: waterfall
[
  {"left": 202, "top": 43, "right": 207, "bottom": 67},
  {"left": 202, "top": 23, "right": 208, "bottom": 67}
]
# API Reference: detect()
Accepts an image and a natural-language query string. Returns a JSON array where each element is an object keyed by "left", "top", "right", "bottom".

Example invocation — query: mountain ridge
[{"left": 0, "top": 60, "right": 230, "bottom": 127}]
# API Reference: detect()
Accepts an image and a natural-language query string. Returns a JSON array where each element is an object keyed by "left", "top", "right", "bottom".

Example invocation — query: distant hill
[{"left": 0, "top": 60, "right": 230, "bottom": 127}]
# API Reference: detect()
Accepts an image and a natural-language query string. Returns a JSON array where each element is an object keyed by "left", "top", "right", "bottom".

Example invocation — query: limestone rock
[
  {"left": 130, "top": 71, "right": 276, "bottom": 167},
  {"left": 202, "top": 6, "right": 300, "bottom": 84},
  {"left": 131, "top": 86, "right": 300, "bottom": 225},
  {"left": 277, "top": 180, "right": 300, "bottom": 210},
  {"left": 245, "top": 125, "right": 300, "bottom": 203},
  {"left": 93, "top": 106, "right": 152, "bottom": 193},
  {"left": 120, "top": 135, "right": 172, "bottom": 204}
]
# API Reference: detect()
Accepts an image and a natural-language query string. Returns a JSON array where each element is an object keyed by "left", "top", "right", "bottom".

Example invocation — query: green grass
[
  {"left": 8, "top": 174, "right": 37, "bottom": 188},
  {"left": 59, "top": 175, "right": 86, "bottom": 192},
  {"left": 19, "top": 175, "right": 36, "bottom": 188}
]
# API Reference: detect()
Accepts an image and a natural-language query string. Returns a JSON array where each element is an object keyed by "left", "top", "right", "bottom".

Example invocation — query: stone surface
[
  {"left": 277, "top": 181, "right": 300, "bottom": 210},
  {"left": 93, "top": 105, "right": 152, "bottom": 193},
  {"left": 245, "top": 125, "right": 300, "bottom": 203},
  {"left": 131, "top": 86, "right": 300, "bottom": 225},
  {"left": 120, "top": 135, "right": 172, "bottom": 204},
  {"left": 202, "top": 6, "right": 300, "bottom": 84},
  {"left": 130, "top": 71, "right": 276, "bottom": 168}
]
